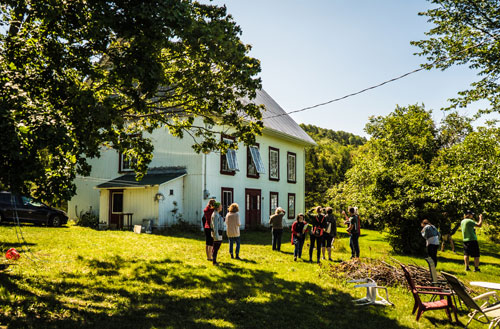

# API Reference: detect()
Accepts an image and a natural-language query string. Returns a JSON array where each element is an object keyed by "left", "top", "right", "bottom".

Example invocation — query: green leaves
[
  {"left": 0, "top": 0, "right": 263, "bottom": 203},
  {"left": 412, "top": 0, "right": 500, "bottom": 114},
  {"left": 330, "top": 105, "right": 500, "bottom": 254}
]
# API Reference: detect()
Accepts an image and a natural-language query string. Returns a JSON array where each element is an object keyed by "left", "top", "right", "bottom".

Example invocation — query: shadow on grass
[{"left": 0, "top": 257, "right": 413, "bottom": 329}]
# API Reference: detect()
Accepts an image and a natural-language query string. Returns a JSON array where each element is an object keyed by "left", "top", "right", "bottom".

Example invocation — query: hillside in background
[{"left": 300, "top": 124, "right": 366, "bottom": 209}]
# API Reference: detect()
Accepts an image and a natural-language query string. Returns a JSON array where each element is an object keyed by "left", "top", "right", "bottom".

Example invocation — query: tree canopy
[
  {"left": 329, "top": 105, "right": 500, "bottom": 254},
  {"left": 412, "top": 0, "right": 500, "bottom": 116},
  {"left": 0, "top": 0, "right": 263, "bottom": 203}
]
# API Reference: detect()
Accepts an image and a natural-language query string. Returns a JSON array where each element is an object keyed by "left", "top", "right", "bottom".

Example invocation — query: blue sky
[{"left": 204, "top": 0, "right": 484, "bottom": 137}]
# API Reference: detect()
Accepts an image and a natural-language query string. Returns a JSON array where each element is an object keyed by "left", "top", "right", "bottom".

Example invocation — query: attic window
[{"left": 221, "top": 137, "right": 239, "bottom": 175}]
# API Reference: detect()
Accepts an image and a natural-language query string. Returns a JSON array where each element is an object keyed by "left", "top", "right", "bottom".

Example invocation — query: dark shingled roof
[{"left": 97, "top": 168, "right": 186, "bottom": 188}]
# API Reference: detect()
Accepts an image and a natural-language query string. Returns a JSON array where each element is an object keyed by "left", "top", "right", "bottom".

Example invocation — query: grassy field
[{"left": 0, "top": 223, "right": 499, "bottom": 329}]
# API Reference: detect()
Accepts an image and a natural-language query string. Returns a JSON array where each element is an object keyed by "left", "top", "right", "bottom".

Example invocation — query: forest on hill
[{"left": 300, "top": 124, "right": 366, "bottom": 210}]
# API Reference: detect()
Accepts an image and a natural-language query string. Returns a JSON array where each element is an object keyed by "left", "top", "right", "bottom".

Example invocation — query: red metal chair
[{"left": 400, "top": 264, "right": 457, "bottom": 322}]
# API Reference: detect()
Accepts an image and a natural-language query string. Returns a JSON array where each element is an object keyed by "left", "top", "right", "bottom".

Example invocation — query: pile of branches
[{"left": 327, "top": 258, "right": 454, "bottom": 289}]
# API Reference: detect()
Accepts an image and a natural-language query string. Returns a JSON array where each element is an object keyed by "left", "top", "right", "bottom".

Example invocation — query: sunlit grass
[{"left": 0, "top": 223, "right": 498, "bottom": 328}]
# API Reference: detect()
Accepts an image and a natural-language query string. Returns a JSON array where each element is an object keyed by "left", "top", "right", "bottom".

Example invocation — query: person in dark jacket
[
  {"left": 309, "top": 206, "right": 326, "bottom": 263},
  {"left": 269, "top": 207, "right": 285, "bottom": 251},
  {"left": 291, "top": 213, "right": 307, "bottom": 261},
  {"left": 321, "top": 207, "right": 337, "bottom": 261},
  {"left": 342, "top": 207, "right": 361, "bottom": 259}
]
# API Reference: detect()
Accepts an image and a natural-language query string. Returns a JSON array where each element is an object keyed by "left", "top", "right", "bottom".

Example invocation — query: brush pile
[{"left": 327, "top": 258, "right": 449, "bottom": 289}]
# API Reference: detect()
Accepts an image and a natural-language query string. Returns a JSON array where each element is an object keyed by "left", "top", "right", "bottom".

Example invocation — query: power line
[{"left": 263, "top": 33, "right": 500, "bottom": 120}]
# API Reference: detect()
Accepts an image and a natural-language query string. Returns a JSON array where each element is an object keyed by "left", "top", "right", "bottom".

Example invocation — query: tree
[
  {"left": 412, "top": 0, "right": 500, "bottom": 116},
  {"left": 332, "top": 104, "right": 500, "bottom": 253},
  {"left": 0, "top": 1, "right": 263, "bottom": 203}
]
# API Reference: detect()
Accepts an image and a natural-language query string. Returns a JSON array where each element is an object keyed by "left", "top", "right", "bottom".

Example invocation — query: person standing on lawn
[
  {"left": 291, "top": 213, "right": 307, "bottom": 261},
  {"left": 203, "top": 199, "right": 216, "bottom": 261},
  {"left": 342, "top": 207, "right": 361, "bottom": 259},
  {"left": 440, "top": 220, "right": 456, "bottom": 253},
  {"left": 210, "top": 202, "right": 225, "bottom": 266},
  {"left": 461, "top": 210, "right": 483, "bottom": 272},
  {"left": 420, "top": 219, "right": 440, "bottom": 266},
  {"left": 269, "top": 207, "right": 285, "bottom": 251},
  {"left": 225, "top": 203, "right": 241, "bottom": 260},
  {"left": 309, "top": 206, "right": 326, "bottom": 263},
  {"left": 322, "top": 207, "right": 337, "bottom": 261}
]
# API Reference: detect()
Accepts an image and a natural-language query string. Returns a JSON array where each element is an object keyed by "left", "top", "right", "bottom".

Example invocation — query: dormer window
[
  {"left": 119, "top": 152, "right": 136, "bottom": 173},
  {"left": 247, "top": 145, "right": 265, "bottom": 178},
  {"left": 221, "top": 137, "right": 239, "bottom": 175}
]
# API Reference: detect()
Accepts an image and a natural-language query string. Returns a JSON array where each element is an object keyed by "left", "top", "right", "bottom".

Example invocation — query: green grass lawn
[{"left": 0, "top": 223, "right": 499, "bottom": 329}]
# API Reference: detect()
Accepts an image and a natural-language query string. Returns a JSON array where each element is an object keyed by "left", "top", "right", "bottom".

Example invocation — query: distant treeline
[{"left": 300, "top": 124, "right": 366, "bottom": 210}]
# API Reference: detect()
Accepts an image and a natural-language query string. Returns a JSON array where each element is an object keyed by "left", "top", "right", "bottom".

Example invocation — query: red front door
[
  {"left": 109, "top": 190, "right": 123, "bottom": 228},
  {"left": 245, "top": 189, "right": 261, "bottom": 229}
]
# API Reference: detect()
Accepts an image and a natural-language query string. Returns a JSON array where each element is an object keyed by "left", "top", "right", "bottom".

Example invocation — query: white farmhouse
[{"left": 68, "top": 89, "right": 315, "bottom": 229}]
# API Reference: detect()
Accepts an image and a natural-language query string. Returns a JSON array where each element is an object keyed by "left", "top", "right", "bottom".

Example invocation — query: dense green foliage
[
  {"left": 0, "top": 1, "right": 262, "bottom": 204},
  {"left": 329, "top": 105, "right": 500, "bottom": 254},
  {"left": 300, "top": 124, "right": 366, "bottom": 208},
  {"left": 412, "top": 0, "right": 500, "bottom": 116}
]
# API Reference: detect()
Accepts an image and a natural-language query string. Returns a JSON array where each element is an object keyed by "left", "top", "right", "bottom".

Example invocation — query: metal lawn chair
[
  {"left": 424, "top": 257, "right": 447, "bottom": 288},
  {"left": 347, "top": 278, "right": 393, "bottom": 306},
  {"left": 441, "top": 272, "right": 500, "bottom": 328}
]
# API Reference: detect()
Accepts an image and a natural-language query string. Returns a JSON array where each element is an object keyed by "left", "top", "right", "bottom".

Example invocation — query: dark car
[{"left": 0, "top": 191, "right": 68, "bottom": 227}]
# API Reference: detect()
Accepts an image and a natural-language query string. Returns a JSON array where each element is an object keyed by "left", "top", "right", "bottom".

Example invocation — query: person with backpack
[
  {"left": 420, "top": 219, "right": 440, "bottom": 266},
  {"left": 309, "top": 206, "right": 326, "bottom": 263},
  {"left": 202, "top": 199, "right": 216, "bottom": 261},
  {"left": 291, "top": 213, "right": 307, "bottom": 261},
  {"left": 321, "top": 207, "right": 337, "bottom": 261},
  {"left": 342, "top": 207, "right": 361, "bottom": 259}
]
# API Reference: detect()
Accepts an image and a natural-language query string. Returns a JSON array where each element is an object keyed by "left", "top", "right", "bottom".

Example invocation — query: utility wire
[{"left": 263, "top": 33, "right": 500, "bottom": 120}]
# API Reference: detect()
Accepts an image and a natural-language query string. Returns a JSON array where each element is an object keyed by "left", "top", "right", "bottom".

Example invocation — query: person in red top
[{"left": 203, "top": 199, "right": 216, "bottom": 261}]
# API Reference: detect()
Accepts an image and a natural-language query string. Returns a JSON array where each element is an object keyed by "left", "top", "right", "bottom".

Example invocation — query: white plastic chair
[{"left": 347, "top": 278, "right": 393, "bottom": 306}]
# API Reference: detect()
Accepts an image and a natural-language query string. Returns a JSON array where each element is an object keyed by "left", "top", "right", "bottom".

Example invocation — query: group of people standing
[
  {"left": 203, "top": 199, "right": 241, "bottom": 266},
  {"left": 420, "top": 210, "right": 484, "bottom": 272},
  {"left": 271, "top": 205, "right": 361, "bottom": 263},
  {"left": 203, "top": 198, "right": 363, "bottom": 265}
]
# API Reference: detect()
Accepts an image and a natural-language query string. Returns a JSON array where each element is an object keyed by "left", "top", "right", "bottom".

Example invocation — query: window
[
  {"left": 287, "top": 152, "right": 296, "bottom": 183},
  {"left": 119, "top": 152, "right": 136, "bottom": 173},
  {"left": 220, "top": 137, "right": 239, "bottom": 175},
  {"left": 247, "top": 144, "right": 265, "bottom": 178},
  {"left": 269, "top": 147, "right": 280, "bottom": 181},
  {"left": 287, "top": 193, "right": 295, "bottom": 219},
  {"left": 270, "top": 192, "right": 279, "bottom": 216},
  {"left": 221, "top": 187, "right": 234, "bottom": 218}
]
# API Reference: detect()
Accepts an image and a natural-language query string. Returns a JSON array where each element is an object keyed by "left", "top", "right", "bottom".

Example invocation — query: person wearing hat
[
  {"left": 269, "top": 207, "right": 285, "bottom": 251},
  {"left": 461, "top": 210, "right": 483, "bottom": 272}
]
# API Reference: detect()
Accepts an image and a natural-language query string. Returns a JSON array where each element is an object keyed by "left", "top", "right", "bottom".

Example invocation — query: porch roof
[{"left": 96, "top": 170, "right": 186, "bottom": 189}]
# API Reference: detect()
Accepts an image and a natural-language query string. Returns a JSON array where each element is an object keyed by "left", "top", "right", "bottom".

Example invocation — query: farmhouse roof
[{"left": 248, "top": 89, "right": 316, "bottom": 145}]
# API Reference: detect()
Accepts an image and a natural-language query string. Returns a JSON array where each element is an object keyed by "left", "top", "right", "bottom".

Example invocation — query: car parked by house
[{"left": 0, "top": 191, "right": 68, "bottom": 226}]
